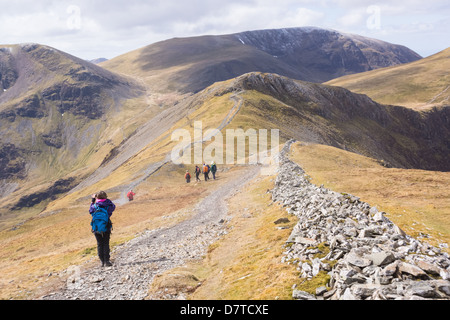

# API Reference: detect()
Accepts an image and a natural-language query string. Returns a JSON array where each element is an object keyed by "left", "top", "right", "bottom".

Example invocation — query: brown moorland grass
[
  {"left": 152, "top": 174, "right": 300, "bottom": 300},
  {"left": 289, "top": 142, "right": 450, "bottom": 252},
  {"left": 326, "top": 48, "right": 450, "bottom": 110}
]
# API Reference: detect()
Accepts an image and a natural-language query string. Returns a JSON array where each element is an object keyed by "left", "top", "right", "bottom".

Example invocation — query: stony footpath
[
  {"left": 272, "top": 140, "right": 450, "bottom": 300},
  {"left": 41, "top": 167, "right": 259, "bottom": 300}
]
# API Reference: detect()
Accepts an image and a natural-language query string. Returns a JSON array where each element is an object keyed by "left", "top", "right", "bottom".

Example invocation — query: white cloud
[
  {"left": 337, "top": 8, "right": 365, "bottom": 27},
  {"left": 167, "top": 3, "right": 325, "bottom": 36},
  {"left": 0, "top": 0, "right": 448, "bottom": 59}
]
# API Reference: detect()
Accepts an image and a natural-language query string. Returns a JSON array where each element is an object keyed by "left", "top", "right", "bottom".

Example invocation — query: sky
[{"left": 0, "top": 0, "right": 449, "bottom": 60}]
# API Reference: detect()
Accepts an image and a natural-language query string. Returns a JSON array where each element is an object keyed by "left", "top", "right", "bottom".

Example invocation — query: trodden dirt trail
[{"left": 41, "top": 165, "right": 260, "bottom": 300}]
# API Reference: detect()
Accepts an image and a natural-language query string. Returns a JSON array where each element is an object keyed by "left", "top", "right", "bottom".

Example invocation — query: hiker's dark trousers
[{"left": 95, "top": 231, "right": 111, "bottom": 263}]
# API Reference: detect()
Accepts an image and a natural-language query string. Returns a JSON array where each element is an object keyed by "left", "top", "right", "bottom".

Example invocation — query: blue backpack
[{"left": 91, "top": 204, "right": 110, "bottom": 234}]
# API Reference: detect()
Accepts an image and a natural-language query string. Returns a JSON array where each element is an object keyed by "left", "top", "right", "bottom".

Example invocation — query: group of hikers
[
  {"left": 184, "top": 162, "right": 217, "bottom": 183},
  {"left": 89, "top": 162, "right": 218, "bottom": 267}
]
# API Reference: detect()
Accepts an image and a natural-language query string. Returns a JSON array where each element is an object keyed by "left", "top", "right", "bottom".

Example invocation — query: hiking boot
[{"left": 104, "top": 261, "right": 113, "bottom": 267}]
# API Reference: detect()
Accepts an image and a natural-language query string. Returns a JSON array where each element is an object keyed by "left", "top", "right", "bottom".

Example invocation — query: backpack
[
  {"left": 203, "top": 166, "right": 208, "bottom": 173},
  {"left": 91, "top": 204, "right": 110, "bottom": 234}
]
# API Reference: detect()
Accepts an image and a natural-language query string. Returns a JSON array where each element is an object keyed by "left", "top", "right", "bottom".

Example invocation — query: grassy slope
[
  {"left": 0, "top": 93, "right": 154, "bottom": 229},
  {"left": 100, "top": 35, "right": 300, "bottom": 95},
  {"left": 0, "top": 44, "right": 149, "bottom": 226},
  {"left": 326, "top": 48, "right": 450, "bottom": 110},
  {"left": 289, "top": 142, "right": 450, "bottom": 251}
]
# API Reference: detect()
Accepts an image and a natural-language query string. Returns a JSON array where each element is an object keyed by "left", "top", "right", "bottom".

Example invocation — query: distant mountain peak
[
  {"left": 102, "top": 26, "right": 422, "bottom": 94},
  {"left": 90, "top": 57, "right": 108, "bottom": 64},
  {"left": 234, "top": 26, "right": 422, "bottom": 71}
]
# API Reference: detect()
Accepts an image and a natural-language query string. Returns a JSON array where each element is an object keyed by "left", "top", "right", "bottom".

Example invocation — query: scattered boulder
[{"left": 274, "top": 218, "right": 290, "bottom": 224}]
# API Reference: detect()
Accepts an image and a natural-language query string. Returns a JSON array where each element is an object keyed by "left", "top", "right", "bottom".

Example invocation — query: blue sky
[{"left": 0, "top": 0, "right": 448, "bottom": 59}]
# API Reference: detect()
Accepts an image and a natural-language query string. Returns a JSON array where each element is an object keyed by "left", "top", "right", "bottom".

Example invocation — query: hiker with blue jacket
[{"left": 89, "top": 191, "right": 116, "bottom": 267}]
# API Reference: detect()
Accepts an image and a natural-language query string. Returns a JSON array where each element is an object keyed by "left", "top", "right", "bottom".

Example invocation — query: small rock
[
  {"left": 432, "top": 280, "right": 450, "bottom": 295},
  {"left": 341, "top": 288, "right": 357, "bottom": 300},
  {"left": 274, "top": 218, "right": 290, "bottom": 224},
  {"left": 415, "top": 259, "right": 442, "bottom": 276},
  {"left": 89, "top": 275, "right": 105, "bottom": 283},
  {"left": 366, "top": 251, "right": 396, "bottom": 266},
  {"left": 407, "top": 282, "right": 437, "bottom": 298},
  {"left": 294, "top": 237, "right": 317, "bottom": 246},
  {"left": 345, "top": 250, "right": 372, "bottom": 268},
  {"left": 316, "top": 286, "right": 328, "bottom": 296},
  {"left": 292, "top": 290, "right": 317, "bottom": 300},
  {"left": 398, "top": 262, "right": 429, "bottom": 278},
  {"left": 381, "top": 261, "right": 399, "bottom": 277},
  {"left": 372, "top": 211, "right": 387, "bottom": 223}
]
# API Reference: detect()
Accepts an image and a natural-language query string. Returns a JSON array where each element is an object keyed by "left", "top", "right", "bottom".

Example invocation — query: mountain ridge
[
  {"left": 327, "top": 47, "right": 450, "bottom": 110},
  {"left": 100, "top": 26, "right": 422, "bottom": 93},
  {"left": 218, "top": 72, "right": 450, "bottom": 171}
]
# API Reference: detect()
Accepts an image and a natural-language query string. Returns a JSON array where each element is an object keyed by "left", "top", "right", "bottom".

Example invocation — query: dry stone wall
[{"left": 272, "top": 140, "right": 450, "bottom": 300}]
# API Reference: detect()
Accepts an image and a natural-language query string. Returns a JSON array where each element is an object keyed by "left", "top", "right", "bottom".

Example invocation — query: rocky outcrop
[
  {"left": 236, "top": 27, "right": 422, "bottom": 81},
  {"left": 272, "top": 140, "right": 450, "bottom": 300},
  {"left": 0, "top": 109, "right": 16, "bottom": 122},
  {"left": 0, "top": 47, "right": 18, "bottom": 92},
  {"left": 11, "top": 177, "right": 77, "bottom": 211},
  {"left": 0, "top": 143, "right": 26, "bottom": 180},
  {"left": 42, "top": 83, "right": 104, "bottom": 119},
  {"left": 15, "top": 94, "right": 46, "bottom": 118},
  {"left": 233, "top": 72, "right": 450, "bottom": 171}
]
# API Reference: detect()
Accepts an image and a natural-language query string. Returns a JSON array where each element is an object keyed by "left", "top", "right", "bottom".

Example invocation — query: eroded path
[{"left": 42, "top": 165, "right": 260, "bottom": 300}]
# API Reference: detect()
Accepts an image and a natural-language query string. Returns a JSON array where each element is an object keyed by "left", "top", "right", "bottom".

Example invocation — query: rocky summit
[{"left": 272, "top": 141, "right": 450, "bottom": 300}]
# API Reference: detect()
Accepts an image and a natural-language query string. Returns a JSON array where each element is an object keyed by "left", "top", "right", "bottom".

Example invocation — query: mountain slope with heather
[
  {"left": 0, "top": 43, "right": 146, "bottom": 222},
  {"left": 327, "top": 47, "right": 450, "bottom": 110},
  {"left": 229, "top": 72, "right": 450, "bottom": 171},
  {"left": 101, "top": 27, "right": 421, "bottom": 93}
]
